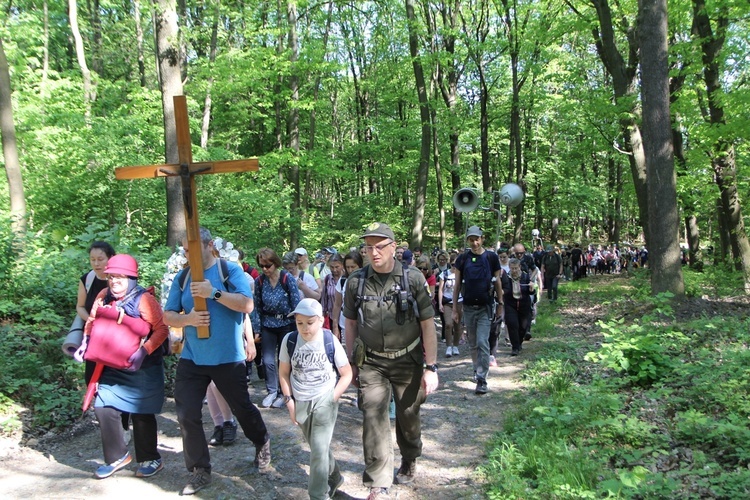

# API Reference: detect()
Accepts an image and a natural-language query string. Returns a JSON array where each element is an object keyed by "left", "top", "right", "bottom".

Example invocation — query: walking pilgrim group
[{"left": 70, "top": 221, "right": 550, "bottom": 499}]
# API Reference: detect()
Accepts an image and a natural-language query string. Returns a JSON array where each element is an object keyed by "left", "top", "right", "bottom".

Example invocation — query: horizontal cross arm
[{"left": 114, "top": 158, "right": 259, "bottom": 180}]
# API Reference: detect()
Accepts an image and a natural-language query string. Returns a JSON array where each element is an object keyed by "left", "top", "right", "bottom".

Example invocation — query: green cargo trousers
[
  {"left": 358, "top": 351, "right": 426, "bottom": 488},
  {"left": 296, "top": 390, "right": 341, "bottom": 500}
]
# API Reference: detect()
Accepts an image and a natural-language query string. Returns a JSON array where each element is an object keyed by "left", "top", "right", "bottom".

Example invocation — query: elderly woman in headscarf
[
  {"left": 78, "top": 254, "right": 168, "bottom": 480},
  {"left": 500, "top": 258, "right": 535, "bottom": 357}
]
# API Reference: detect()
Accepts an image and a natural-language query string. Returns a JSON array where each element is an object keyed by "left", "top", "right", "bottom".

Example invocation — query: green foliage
[
  {"left": 0, "top": 222, "right": 173, "bottom": 429},
  {"left": 485, "top": 269, "right": 750, "bottom": 499},
  {"left": 585, "top": 293, "right": 685, "bottom": 386}
]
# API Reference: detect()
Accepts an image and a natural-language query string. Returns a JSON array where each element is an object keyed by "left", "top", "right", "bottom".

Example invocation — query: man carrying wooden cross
[
  {"left": 116, "top": 96, "right": 268, "bottom": 495},
  {"left": 164, "top": 227, "right": 271, "bottom": 495}
]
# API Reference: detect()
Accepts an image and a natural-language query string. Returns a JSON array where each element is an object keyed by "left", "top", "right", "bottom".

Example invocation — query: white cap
[
  {"left": 287, "top": 298, "right": 323, "bottom": 318},
  {"left": 294, "top": 247, "right": 308, "bottom": 256}
]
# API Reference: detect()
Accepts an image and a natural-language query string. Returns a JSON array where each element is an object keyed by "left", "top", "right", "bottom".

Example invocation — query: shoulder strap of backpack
[
  {"left": 354, "top": 265, "right": 370, "bottom": 311},
  {"left": 286, "top": 331, "right": 299, "bottom": 360},
  {"left": 218, "top": 259, "right": 230, "bottom": 289},
  {"left": 178, "top": 267, "right": 190, "bottom": 291},
  {"left": 84, "top": 270, "right": 96, "bottom": 293},
  {"left": 401, "top": 267, "right": 421, "bottom": 320},
  {"left": 323, "top": 328, "right": 339, "bottom": 375},
  {"left": 256, "top": 275, "right": 265, "bottom": 312}
]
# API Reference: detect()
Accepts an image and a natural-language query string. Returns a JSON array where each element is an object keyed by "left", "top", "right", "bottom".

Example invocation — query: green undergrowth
[
  {"left": 482, "top": 270, "right": 750, "bottom": 499},
  {"left": 0, "top": 224, "right": 173, "bottom": 434}
]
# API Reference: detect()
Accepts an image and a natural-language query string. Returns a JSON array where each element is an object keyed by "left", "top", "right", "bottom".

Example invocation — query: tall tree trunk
[
  {"left": 90, "top": 0, "right": 103, "bottom": 75},
  {"left": 685, "top": 215, "right": 702, "bottom": 269},
  {"left": 177, "top": 0, "right": 188, "bottom": 82},
  {"left": 41, "top": 0, "right": 49, "bottom": 92},
  {"left": 0, "top": 39, "right": 27, "bottom": 239},
  {"left": 274, "top": 0, "right": 284, "bottom": 151},
  {"left": 590, "top": 0, "right": 649, "bottom": 247},
  {"left": 201, "top": 0, "right": 220, "bottom": 149},
  {"left": 692, "top": 0, "right": 750, "bottom": 292},
  {"left": 431, "top": 102, "right": 445, "bottom": 249},
  {"left": 153, "top": 0, "right": 185, "bottom": 247},
  {"left": 406, "top": 0, "right": 430, "bottom": 248},
  {"left": 639, "top": 0, "right": 684, "bottom": 295},
  {"left": 287, "top": 0, "right": 301, "bottom": 248},
  {"left": 68, "top": 0, "right": 95, "bottom": 123},
  {"left": 134, "top": 0, "right": 147, "bottom": 87}
]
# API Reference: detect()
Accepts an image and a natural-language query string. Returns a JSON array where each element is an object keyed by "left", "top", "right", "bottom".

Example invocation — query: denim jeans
[
  {"left": 463, "top": 304, "right": 493, "bottom": 380},
  {"left": 261, "top": 325, "right": 294, "bottom": 395}
]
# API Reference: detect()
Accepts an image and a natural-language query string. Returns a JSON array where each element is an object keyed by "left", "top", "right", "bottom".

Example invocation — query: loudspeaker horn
[
  {"left": 452, "top": 188, "right": 480, "bottom": 213},
  {"left": 498, "top": 183, "right": 524, "bottom": 208}
]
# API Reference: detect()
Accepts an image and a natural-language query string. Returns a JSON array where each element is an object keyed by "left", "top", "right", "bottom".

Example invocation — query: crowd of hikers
[{"left": 67, "top": 225, "right": 648, "bottom": 499}]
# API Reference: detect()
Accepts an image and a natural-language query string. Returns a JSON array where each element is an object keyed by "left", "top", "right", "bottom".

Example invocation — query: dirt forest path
[{"left": 0, "top": 284, "right": 608, "bottom": 500}]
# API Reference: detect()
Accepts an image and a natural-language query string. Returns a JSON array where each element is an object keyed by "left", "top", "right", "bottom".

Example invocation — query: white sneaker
[
  {"left": 445, "top": 347, "right": 453, "bottom": 358},
  {"left": 261, "top": 392, "right": 277, "bottom": 408},
  {"left": 452, "top": 346, "right": 459, "bottom": 356}
]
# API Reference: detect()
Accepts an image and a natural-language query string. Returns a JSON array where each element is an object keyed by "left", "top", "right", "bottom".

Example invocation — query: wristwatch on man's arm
[{"left": 424, "top": 363, "right": 438, "bottom": 373}]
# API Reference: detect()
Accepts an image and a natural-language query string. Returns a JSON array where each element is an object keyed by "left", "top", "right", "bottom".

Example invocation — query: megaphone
[
  {"left": 498, "top": 183, "right": 524, "bottom": 208},
  {"left": 452, "top": 188, "right": 480, "bottom": 213}
]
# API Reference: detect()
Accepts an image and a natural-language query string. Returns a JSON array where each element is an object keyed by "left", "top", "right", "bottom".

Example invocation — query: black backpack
[{"left": 458, "top": 250, "right": 494, "bottom": 306}]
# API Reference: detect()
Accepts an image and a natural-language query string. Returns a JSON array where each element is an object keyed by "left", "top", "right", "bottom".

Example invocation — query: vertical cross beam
[{"left": 115, "top": 95, "right": 259, "bottom": 338}]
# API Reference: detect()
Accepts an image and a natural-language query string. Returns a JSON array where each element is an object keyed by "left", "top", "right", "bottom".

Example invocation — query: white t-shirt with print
[{"left": 279, "top": 329, "right": 348, "bottom": 402}]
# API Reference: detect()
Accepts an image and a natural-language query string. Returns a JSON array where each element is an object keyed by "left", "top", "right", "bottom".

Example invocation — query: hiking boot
[
  {"left": 136, "top": 458, "right": 163, "bottom": 478},
  {"left": 366, "top": 487, "right": 389, "bottom": 499},
  {"left": 181, "top": 467, "right": 211, "bottom": 495},
  {"left": 222, "top": 420, "right": 238, "bottom": 445},
  {"left": 395, "top": 458, "right": 416, "bottom": 484},
  {"left": 475, "top": 378, "right": 488, "bottom": 395},
  {"left": 328, "top": 470, "right": 345, "bottom": 497},
  {"left": 94, "top": 451, "right": 132, "bottom": 479},
  {"left": 524, "top": 332, "right": 532, "bottom": 341},
  {"left": 511, "top": 348, "right": 520, "bottom": 356},
  {"left": 254, "top": 439, "right": 271, "bottom": 470},
  {"left": 261, "top": 392, "right": 277, "bottom": 408},
  {"left": 208, "top": 425, "right": 223, "bottom": 446}
]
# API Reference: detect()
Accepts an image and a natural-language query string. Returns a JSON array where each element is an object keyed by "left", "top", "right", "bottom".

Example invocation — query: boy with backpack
[
  {"left": 452, "top": 226, "right": 504, "bottom": 395},
  {"left": 278, "top": 298, "right": 352, "bottom": 500}
]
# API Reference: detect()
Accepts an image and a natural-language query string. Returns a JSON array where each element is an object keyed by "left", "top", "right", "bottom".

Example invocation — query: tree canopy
[{"left": 0, "top": 0, "right": 748, "bottom": 284}]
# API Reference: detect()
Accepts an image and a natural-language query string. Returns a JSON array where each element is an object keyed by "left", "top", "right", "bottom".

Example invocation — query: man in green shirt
[{"left": 344, "top": 222, "right": 438, "bottom": 500}]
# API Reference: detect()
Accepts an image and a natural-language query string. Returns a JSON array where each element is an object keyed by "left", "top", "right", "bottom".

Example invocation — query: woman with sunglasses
[{"left": 255, "top": 248, "right": 301, "bottom": 409}]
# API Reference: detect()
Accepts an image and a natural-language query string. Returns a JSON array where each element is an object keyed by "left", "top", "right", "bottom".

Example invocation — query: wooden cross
[{"left": 115, "top": 95, "right": 258, "bottom": 338}]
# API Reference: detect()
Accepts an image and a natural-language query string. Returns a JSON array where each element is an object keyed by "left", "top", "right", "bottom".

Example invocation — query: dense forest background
[{"left": 1, "top": 0, "right": 748, "bottom": 265}]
